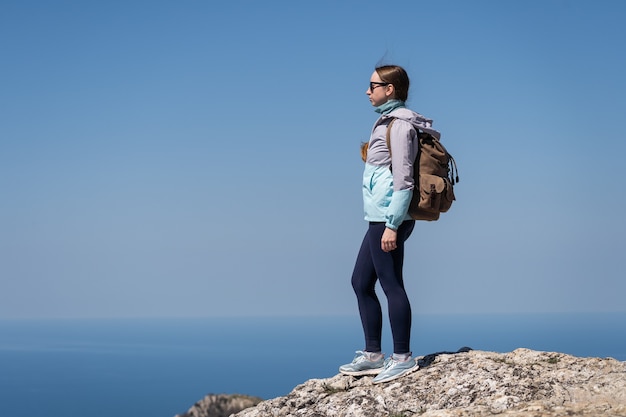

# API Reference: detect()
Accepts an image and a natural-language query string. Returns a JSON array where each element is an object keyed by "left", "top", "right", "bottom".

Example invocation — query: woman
[{"left": 339, "top": 65, "right": 439, "bottom": 384}]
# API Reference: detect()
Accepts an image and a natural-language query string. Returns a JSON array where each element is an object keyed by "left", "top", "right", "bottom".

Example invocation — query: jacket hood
[{"left": 382, "top": 107, "right": 441, "bottom": 140}]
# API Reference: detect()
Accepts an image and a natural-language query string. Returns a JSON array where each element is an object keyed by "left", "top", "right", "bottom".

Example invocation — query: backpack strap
[
  {"left": 449, "top": 153, "right": 460, "bottom": 184},
  {"left": 385, "top": 118, "right": 396, "bottom": 157}
]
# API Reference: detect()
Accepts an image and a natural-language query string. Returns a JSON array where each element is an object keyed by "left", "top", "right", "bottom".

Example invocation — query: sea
[{"left": 1, "top": 313, "right": 625, "bottom": 417}]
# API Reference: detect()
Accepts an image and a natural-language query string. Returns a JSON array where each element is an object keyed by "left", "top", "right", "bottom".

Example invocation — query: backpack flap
[{"left": 413, "top": 174, "right": 454, "bottom": 214}]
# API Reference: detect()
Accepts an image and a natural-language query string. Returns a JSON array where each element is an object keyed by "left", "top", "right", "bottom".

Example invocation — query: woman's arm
[{"left": 384, "top": 119, "right": 418, "bottom": 231}]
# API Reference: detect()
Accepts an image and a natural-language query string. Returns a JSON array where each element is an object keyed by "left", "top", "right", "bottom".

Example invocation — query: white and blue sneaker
[
  {"left": 339, "top": 351, "right": 385, "bottom": 376},
  {"left": 372, "top": 355, "right": 419, "bottom": 384}
]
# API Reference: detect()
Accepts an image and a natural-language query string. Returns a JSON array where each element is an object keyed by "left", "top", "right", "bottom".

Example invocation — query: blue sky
[{"left": 1, "top": 0, "right": 625, "bottom": 319}]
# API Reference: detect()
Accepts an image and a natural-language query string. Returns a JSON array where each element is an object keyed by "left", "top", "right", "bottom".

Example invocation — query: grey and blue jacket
[{"left": 363, "top": 107, "right": 440, "bottom": 230}]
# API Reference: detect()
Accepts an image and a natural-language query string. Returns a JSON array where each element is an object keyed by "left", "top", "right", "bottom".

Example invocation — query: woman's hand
[{"left": 381, "top": 227, "right": 398, "bottom": 252}]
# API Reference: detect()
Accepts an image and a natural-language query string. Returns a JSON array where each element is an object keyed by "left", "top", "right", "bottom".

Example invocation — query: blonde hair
[{"left": 360, "top": 142, "right": 369, "bottom": 162}]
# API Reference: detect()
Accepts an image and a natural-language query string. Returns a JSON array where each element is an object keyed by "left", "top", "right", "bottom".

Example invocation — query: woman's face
[{"left": 366, "top": 71, "right": 392, "bottom": 107}]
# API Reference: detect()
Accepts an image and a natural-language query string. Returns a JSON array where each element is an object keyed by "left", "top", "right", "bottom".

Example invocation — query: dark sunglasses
[{"left": 369, "top": 81, "right": 389, "bottom": 91}]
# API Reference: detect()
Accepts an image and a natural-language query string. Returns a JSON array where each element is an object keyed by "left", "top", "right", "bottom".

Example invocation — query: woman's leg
[
  {"left": 351, "top": 227, "right": 383, "bottom": 353},
  {"left": 367, "top": 221, "right": 415, "bottom": 354}
]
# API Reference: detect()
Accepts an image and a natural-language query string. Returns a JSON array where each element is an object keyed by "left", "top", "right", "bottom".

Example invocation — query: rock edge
[
  {"left": 231, "top": 348, "right": 626, "bottom": 417},
  {"left": 175, "top": 393, "right": 263, "bottom": 417}
]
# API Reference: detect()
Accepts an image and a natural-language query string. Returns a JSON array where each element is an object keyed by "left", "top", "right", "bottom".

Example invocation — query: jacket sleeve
[{"left": 385, "top": 119, "right": 418, "bottom": 230}]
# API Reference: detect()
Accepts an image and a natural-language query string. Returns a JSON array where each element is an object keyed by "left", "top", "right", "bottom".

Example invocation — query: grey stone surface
[{"left": 231, "top": 349, "right": 626, "bottom": 417}]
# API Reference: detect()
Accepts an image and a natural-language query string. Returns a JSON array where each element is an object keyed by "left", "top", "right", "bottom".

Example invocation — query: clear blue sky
[{"left": 1, "top": 0, "right": 625, "bottom": 319}]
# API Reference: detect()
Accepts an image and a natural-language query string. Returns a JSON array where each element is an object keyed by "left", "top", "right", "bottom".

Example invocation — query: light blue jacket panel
[{"left": 362, "top": 108, "right": 440, "bottom": 230}]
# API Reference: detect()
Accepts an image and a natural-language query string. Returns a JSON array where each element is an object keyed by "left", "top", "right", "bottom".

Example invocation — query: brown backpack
[{"left": 386, "top": 119, "right": 459, "bottom": 221}]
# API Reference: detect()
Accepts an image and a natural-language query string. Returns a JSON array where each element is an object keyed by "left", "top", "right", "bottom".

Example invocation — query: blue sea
[{"left": 1, "top": 313, "right": 625, "bottom": 417}]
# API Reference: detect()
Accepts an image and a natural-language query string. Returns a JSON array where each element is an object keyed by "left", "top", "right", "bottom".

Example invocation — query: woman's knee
[
  {"left": 351, "top": 275, "right": 373, "bottom": 296},
  {"left": 378, "top": 280, "right": 408, "bottom": 301}
]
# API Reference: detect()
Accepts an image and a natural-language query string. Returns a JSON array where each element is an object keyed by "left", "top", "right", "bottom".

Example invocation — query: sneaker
[
  {"left": 371, "top": 356, "right": 419, "bottom": 384},
  {"left": 339, "top": 351, "right": 385, "bottom": 376}
]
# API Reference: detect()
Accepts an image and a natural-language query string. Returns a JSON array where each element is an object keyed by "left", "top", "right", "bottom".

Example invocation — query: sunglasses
[{"left": 369, "top": 81, "right": 389, "bottom": 91}]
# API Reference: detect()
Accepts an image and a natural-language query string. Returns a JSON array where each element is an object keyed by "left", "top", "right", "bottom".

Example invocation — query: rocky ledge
[
  {"left": 175, "top": 393, "right": 263, "bottom": 417},
  {"left": 181, "top": 348, "right": 626, "bottom": 417}
]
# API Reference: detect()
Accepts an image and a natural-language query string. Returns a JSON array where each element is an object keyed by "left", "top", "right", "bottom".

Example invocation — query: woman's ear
[{"left": 385, "top": 84, "right": 396, "bottom": 99}]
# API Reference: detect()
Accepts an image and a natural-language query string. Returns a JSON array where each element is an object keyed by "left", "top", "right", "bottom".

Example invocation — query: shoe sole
[
  {"left": 339, "top": 367, "right": 384, "bottom": 376},
  {"left": 371, "top": 360, "right": 419, "bottom": 384}
]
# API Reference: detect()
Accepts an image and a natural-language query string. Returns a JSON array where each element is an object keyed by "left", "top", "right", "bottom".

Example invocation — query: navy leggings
[{"left": 351, "top": 220, "right": 415, "bottom": 354}]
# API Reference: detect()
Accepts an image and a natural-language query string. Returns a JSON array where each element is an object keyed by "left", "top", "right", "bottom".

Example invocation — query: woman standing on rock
[{"left": 339, "top": 65, "right": 439, "bottom": 383}]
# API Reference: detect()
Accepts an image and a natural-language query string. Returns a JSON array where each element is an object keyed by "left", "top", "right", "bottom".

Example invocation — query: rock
[
  {"left": 175, "top": 393, "right": 263, "bottom": 417},
  {"left": 232, "top": 348, "right": 626, "bottom": 417}
]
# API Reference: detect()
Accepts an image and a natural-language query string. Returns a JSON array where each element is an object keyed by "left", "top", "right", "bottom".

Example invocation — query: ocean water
[{"left": 0, "top": 313, "right": 625, "bottom": 417}]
